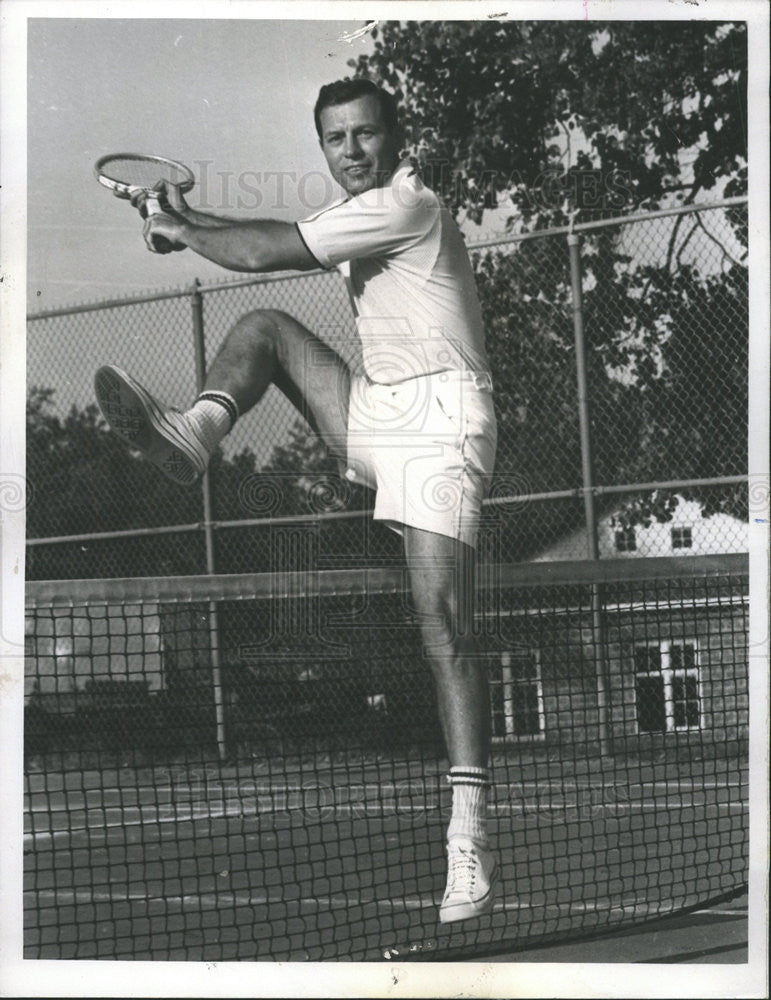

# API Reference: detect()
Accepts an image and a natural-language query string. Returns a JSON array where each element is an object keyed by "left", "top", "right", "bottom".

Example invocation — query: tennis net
[{"left": 24, "top": 554, "right": 749, "bottom": 961}]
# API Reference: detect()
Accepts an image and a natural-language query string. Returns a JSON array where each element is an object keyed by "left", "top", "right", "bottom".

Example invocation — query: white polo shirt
[{"left": 296, "top": 161, "right": 490, "bottom": 384}]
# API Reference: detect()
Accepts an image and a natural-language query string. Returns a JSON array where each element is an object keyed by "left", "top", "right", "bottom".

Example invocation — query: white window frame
[
  {"left": 490, "top": 649, "right": 545, "bottom": 741},
  {"left": 634, "top": 639, "right": 703, "bottom": 733}
]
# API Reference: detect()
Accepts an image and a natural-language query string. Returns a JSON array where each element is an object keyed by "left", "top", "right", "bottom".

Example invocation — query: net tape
[{"left": 24, "top": 555, "right": 749, "bottom": 961}]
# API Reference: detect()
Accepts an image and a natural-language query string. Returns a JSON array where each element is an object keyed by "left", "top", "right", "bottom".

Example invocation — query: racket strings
[{"left": 98, "top": 156, "right": 192, "bottom": 190}]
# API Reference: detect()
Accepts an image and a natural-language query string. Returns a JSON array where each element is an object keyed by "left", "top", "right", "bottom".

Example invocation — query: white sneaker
[
  {"left": 95, "top": 364, "right": 209, "bottom": 486},
  {"left": 439, "top": 837, "right": 498, "bottom": 924}
]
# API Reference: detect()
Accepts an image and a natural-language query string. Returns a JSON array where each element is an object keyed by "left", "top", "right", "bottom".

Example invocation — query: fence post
[
  {"left": 567, "top": 234, "right": 611, "bottom": 758},
  {"left": 191, "top": 278, "right": 227, "bottom": 762}
]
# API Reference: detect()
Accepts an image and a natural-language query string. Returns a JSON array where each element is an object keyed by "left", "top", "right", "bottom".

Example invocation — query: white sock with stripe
[
  {"left": 447, "top": 766, "right": 490, "bottom": 847},
  {"left": 186, "top": 392, "right": 239, "bottom": 453}
]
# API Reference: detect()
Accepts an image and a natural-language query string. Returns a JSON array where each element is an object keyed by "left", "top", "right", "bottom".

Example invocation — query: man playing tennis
[{"left": 96, "top": 79, "right": 498, "bottom": 924}]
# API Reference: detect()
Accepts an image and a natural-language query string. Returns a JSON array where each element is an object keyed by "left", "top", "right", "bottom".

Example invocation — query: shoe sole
[
  {"left": 438, "top": 863, "right": 498, "bottom": 924},
  {"left": 94, "top": 365, "right": 204, "bottom": 486}
]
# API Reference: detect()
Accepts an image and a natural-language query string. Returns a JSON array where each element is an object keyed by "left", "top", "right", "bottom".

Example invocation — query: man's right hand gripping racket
[{"left": 94, "top": 153, "right": 194, "bottom": 254}]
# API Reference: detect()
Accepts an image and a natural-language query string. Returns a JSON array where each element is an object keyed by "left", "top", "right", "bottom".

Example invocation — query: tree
[
  {"left": 25, "top": 389, "right": 394, "bottom": 578},
  {"left": 351, "top": 21, "right": 748, "bottom": 545},
  {"left": 26, "top": 388, "right": 257, "bottom": 577},
  {"left": 26, "top": 388, "right": 198, "bottom": 577},
  {"left": 351, "top": 21, "right": 746, "bottom": 223}
]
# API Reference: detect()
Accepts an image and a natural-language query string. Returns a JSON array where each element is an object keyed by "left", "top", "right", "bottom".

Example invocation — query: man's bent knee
[
  {"left": 233, "top": 308, "right": 293, "bottom": 341},
  {"left": 233, "top": 309, "right": 309, "bottom": 365}
]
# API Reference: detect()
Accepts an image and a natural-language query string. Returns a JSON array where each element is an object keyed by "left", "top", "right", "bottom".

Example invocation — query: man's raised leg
[{"left": 95, "top": 308, "right": 350, "bottom": 484}]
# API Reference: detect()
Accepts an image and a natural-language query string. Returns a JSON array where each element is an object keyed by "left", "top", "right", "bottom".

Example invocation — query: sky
[{"left": 27, "top": 18, "right": 375, "bottom": 306}]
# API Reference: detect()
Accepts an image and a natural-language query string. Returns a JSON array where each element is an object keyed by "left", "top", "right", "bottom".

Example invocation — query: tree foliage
[
  {"left": 351, "top": 20, "right": 748, "bottom": 539},
  {"left": 26, "top": 390, "right": 391, "bottom": 579},
  {"left": 350, "top": 21, "right": 746, "bottom": 223},
  {"left": 27, "top": 388, "right": 204, "bottom": 577}
]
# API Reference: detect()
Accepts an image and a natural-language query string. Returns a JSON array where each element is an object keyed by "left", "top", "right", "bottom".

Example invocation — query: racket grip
[{"left": 144, "top": 194, "right": 183, "bottom": 254}]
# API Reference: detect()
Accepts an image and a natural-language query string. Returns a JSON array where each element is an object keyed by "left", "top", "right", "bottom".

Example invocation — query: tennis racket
[{"left": 94, "top": 153, "right": 195, "bottom": 253}]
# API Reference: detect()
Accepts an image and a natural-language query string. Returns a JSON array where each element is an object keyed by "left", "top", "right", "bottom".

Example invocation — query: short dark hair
[{"left": 314, "top": 79, "right": 399, "bottom": 140}]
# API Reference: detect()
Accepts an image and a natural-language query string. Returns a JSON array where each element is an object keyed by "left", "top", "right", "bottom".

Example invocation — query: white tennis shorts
[{"left": 344, "top": 370, "right": 497, "bottom": 547}]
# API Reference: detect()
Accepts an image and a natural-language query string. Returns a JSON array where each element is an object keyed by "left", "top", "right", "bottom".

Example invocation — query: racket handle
[{"left": 144, "top": 194, "right": 182, "bottom": 254}]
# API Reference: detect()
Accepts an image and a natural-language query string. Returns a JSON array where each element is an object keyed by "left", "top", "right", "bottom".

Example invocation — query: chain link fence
[{"left": 26, "top": 199, "right": 749, "bottom": 579}]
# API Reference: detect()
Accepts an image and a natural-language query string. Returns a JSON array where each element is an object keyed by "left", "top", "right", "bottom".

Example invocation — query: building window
[
  {"left": 671, "top": 526, "right": 693, "bottom": 549},
  {"left": 615, "top": 527, "right": 637, "bottom": 552},
  {"left": 634, "top": 640, "right": 701, "bottom": 733},
  {"left": 490, "top": 650, "right": 544, "bottom": 740}
]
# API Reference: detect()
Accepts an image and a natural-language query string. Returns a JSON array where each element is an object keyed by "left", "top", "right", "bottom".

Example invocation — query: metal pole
[
  {"left": 568, "top": 234, "right": 610, "bottom": 757},
  {"left": 191, "top": 279, "right": 227, "bottom": 762}
]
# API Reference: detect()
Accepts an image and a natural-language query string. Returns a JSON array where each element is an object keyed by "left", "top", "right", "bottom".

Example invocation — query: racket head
[{"left": 94, "top": 153, "right": 195, "bottom": 198}]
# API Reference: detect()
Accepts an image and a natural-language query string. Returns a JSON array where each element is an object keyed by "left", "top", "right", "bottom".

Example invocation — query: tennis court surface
[
  {"left": 23, "top": 554, "right": 749, "bottom": 961},
  {"left": 470, "top": 892, "right": 749, "bottom": 964}
]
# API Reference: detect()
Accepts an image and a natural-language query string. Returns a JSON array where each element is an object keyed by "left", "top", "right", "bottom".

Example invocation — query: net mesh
[{"left": 24, "top": 555, "right": 749, "bottom": 961}]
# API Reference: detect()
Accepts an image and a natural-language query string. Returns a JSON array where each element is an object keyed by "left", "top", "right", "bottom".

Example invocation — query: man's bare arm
[
  {"left": 145, "top": 211, "right": 318, "bottom": 273},
  {"left": 175, "top": 206, "right": 238, "bottom": 228}
]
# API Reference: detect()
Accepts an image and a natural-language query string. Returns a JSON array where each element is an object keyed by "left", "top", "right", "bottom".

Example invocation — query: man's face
[{"left": 318, "top": 95, "right": 401, "bottom": 196}]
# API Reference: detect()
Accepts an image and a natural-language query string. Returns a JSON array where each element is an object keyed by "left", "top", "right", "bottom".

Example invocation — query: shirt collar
[{"left": 391, "top": 158, "right": 416, "bottom": 183}]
